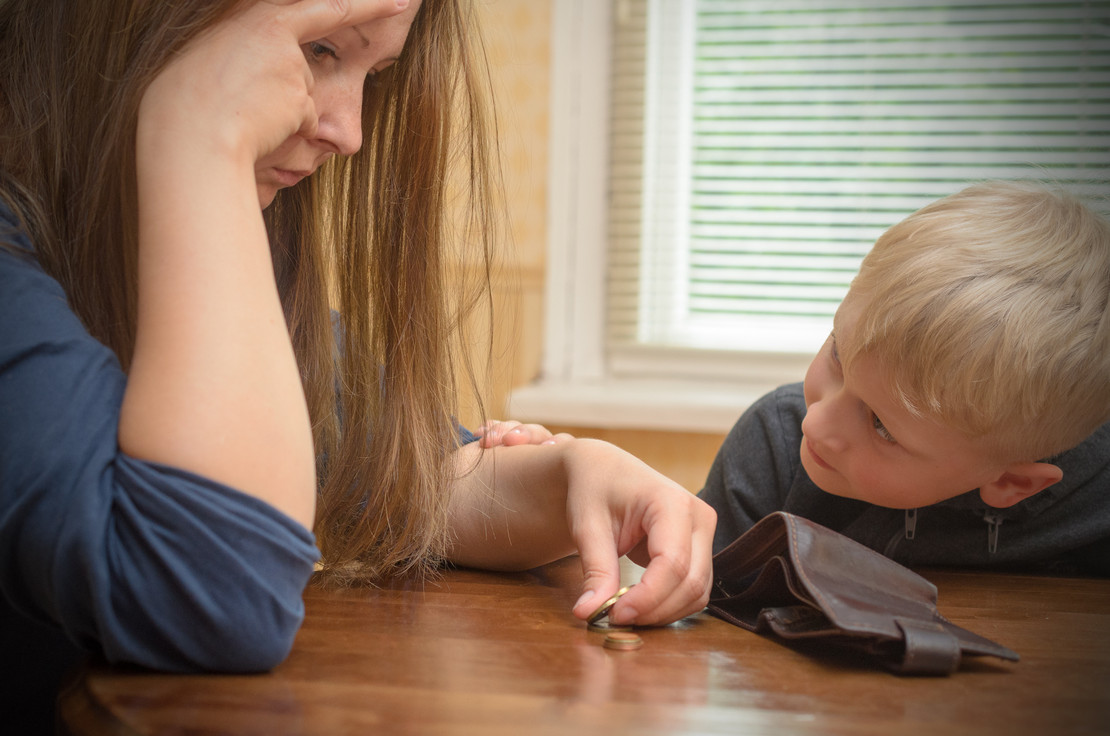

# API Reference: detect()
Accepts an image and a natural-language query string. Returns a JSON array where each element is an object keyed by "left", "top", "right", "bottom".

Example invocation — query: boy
[{"left": 699, "top": 180, "right": 1110, "bottom": 575}]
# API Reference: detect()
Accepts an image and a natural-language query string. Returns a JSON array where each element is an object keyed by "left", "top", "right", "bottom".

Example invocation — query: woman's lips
[
  {"left": 272, "top": 168, "right": 311, "bottom": 187},
  {"left": 806, "top": 439, "right": 835, "bottom": 471}
]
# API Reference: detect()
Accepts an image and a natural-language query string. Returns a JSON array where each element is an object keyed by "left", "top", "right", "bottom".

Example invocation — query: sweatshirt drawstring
[
  {"left": 904, "top": 508, "right": 918, "bottom": 540},
  {"left": 983, "top": 513, "right": 1003, "bottom": 554}
]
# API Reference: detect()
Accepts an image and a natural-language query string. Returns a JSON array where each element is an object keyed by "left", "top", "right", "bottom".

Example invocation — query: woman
[{"left": 0, "top": 0, "right": 715, "bottom": 728}]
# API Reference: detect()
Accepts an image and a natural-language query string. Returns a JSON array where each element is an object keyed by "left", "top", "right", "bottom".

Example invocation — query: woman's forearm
[
  {"left": 119, "top": 107, "right": 316, "bottom": 529},
  {"left": 446, "top": 441, "right": 577, "bottom": 571},
  {"left": 446, "top": 437, "right": 716, "bottom": 627}
]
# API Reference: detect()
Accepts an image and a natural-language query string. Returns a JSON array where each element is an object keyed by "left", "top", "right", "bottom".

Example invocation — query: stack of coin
[
  {"left": 588, "top": 585, "right": 643, "bottom": 650},
  {"left": 603, "top": 631, "right": 644, "bottom": 651}
]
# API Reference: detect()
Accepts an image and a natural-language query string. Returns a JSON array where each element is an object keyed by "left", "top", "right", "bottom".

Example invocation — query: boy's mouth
[{"left": 805, "top": 439, "right": 836, "bottom": 471}]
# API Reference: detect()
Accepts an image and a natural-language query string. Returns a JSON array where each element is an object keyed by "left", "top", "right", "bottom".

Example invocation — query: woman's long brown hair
[{"left": 0, "top": 0, "right": 498, "bottom": 581}]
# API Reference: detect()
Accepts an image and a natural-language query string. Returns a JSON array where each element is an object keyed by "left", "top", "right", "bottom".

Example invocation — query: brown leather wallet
[{"left": 707, "top": 511, "right": 1019, "bottom": 675}]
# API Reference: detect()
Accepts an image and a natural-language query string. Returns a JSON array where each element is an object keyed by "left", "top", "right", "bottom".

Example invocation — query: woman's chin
[{"left": 257, "top": 186, "right": 278, "bottom": 210}]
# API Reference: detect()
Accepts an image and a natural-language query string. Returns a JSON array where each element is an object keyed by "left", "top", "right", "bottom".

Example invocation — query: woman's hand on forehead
[
  {"left": 140, "top": 0, "right": 410, "bottom": 165},
  {"left": 265, "top": 0, "right": 410, "bottom": 44}
]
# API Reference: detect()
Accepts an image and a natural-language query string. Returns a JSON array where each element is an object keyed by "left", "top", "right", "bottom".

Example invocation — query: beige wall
[
  {"left": 472, "top": 0, "right": 548, "bottom": 420},
  {"left": 478, "top": 1, "right": 727, "bottom": 493}
]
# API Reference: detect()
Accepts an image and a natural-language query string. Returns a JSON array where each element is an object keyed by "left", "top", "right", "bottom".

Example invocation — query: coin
[
  {"left": 603, "top": 631, "right": 643, "bottom": 651},
  {"left": 587, "top": 620, "right": 633, "bottom": 634},
  {"left": 587, "top": 586, "right": 631, "bottom": 626}
]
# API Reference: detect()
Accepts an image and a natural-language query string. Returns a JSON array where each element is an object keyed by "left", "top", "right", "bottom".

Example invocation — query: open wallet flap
[{"left": 707, "top": 512, "right": 1019, "bottom": 675}]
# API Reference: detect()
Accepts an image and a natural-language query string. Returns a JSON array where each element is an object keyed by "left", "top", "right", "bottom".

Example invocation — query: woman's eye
[
  {"left": 305, "top": 41, "right": 337, "bottom": 62},
  {"left": 872, "top": 413, "right": 896, "bottom": 444}
]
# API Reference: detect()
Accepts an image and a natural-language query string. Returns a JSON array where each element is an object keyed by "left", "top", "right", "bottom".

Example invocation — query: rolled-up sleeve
[{"left": 0, "top": 213, "right": 319, "bottom": 673}]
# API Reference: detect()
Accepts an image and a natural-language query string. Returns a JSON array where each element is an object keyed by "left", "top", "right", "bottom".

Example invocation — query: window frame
[
  {"left": 507, "top": 0, "right": 808, "bottom": 433},
  {"left": 511, "top": 0, "right": 1110, "bottom": 433}
]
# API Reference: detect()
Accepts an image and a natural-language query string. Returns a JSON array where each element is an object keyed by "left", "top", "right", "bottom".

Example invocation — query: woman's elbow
[
  {"left": 102, "top": 591, "right": 307, "bottom": 674},
  {"left": 200, "top": 595, "right": 305, "bottom": 672},
  {"left": 201, "top": 607, "right": 303, "bottom": 673}
]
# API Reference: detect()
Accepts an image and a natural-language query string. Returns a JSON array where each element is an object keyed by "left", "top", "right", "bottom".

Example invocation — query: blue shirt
[{"left": 0, "top": 203, "right": 320, "bottom": 729}]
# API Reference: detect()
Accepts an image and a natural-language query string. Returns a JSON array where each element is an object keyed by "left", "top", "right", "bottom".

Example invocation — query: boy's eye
[
  {"left": 872, "top": 413, "right": 897, "bottom": 444},
  {"left": 829, "top": 333, "right": 841, "bottom": 366},
  {"left": 305, "top": 41, "right": 338, "bottom": 62}
]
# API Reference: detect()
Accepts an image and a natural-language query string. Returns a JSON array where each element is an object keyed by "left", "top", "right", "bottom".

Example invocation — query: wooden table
[{"left": 58, "top": 557, "right": 1110, "bottom": 736}]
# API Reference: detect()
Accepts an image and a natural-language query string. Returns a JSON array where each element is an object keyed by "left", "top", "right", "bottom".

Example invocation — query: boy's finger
[{"left": 292, "top": 0, "right": 411, "bottom": 44}]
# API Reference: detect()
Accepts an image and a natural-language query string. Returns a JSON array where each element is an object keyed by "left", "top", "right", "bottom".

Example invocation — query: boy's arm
[
  {"left": 1069, "top": 536, "right": 1110, "bottom": 577},
  {"left": 697, "top": 384, "right": 809, "bottom": 554}
]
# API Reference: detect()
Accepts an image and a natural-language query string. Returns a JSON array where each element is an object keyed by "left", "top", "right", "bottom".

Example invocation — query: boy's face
[{"left": 800, "top": 295, "right": 1006, "bottom": 508}]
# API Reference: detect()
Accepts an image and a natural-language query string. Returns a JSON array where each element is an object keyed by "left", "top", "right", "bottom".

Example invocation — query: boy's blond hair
[{"left": 842, "top": 180, "right": 1110, "bottom": 462}]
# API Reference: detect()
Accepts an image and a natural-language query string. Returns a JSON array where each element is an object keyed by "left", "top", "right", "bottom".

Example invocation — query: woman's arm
[
  {"left": 119, "top": 0, "right": 409, "bottom": 529},
  {"left": 125, "top": 92, "right": 316, "bottom": 525},
  {"left": 0, "top": 227, "right": 318, "bottom": 674},
  {"left": 446, "top": 438, "right": 717, "bottom": 627}
]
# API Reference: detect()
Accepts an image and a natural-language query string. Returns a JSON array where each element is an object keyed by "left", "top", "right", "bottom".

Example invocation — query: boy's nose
[{"left": 801, "top": 396, "right": 849, "bottom": 455}]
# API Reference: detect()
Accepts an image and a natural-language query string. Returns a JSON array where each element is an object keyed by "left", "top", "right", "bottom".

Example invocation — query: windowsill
[{"left": 507, "top": 377, "right": 777, "bottom": 434}]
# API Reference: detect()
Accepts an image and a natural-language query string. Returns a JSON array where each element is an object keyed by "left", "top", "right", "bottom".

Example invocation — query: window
[{"left": 509, "top": 0, "right": 1110, "bottom": 432}]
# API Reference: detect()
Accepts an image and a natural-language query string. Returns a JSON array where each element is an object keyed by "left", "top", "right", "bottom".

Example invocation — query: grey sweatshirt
[{"left": 699, "top": 383, "right": 1110, "bottom": 576}]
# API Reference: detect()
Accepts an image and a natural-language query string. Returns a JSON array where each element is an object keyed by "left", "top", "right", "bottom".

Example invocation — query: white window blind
[{"left": 609, "top": 0, "right": 1110, "bottom": 359}]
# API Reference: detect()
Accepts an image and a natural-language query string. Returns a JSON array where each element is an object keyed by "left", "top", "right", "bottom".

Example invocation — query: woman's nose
[{"left": 312, "top": 79, "right": 364, "bottom": 157}]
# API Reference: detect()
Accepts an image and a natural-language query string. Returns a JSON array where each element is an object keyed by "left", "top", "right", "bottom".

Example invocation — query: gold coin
[
  {"left": 587, "top": 585, "right": 631, "bottom": 625},
  {"left": 587, "top": 620, "right": 633, "bottom": 634},
  {"left": 603, "top": 631, "right": 643, "bottom": 651}
]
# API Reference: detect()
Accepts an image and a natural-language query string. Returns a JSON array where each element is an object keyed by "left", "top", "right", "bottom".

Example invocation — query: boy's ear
[{"left": 979, "top": 462, "right": 1063, "bottom": 508}]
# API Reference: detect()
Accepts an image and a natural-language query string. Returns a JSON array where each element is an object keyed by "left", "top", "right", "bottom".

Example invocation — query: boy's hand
[{"left": 476, "top": 420, "right": 574, "bottom": 449}]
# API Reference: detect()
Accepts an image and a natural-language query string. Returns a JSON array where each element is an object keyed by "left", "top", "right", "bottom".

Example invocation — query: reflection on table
[{"left": 59, "top": 556, "right": 1110, "bottom": 735}]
